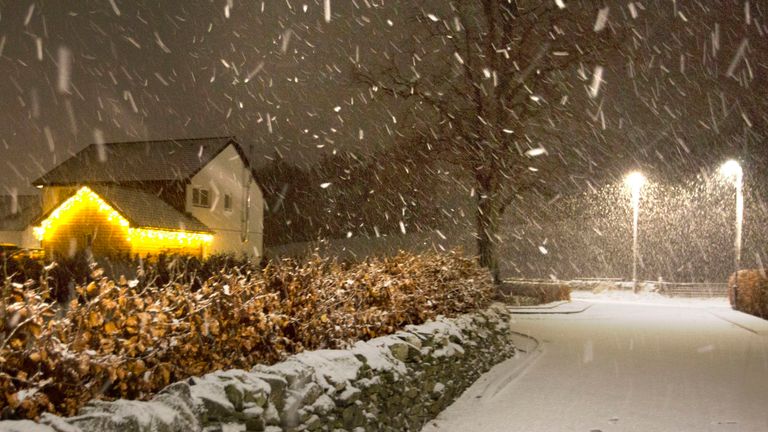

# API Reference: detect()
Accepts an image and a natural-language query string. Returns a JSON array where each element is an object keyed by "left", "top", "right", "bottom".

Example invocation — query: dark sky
[
  {"left": 0, "top": 0, "right": 406, "bottom": 194},
  {"left": 1, "top": 1, "right": 765, "bottom": 195}
]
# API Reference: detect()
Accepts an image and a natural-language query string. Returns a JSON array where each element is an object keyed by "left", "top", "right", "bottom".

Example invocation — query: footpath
[{"left": 422, "top": 293, "right": 768, "bottom": 432}]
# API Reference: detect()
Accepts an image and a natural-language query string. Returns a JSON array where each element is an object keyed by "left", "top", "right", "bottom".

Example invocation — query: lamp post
[
  {"left": 625, "top": 171, "right": 646, "bottom": 293},
  {"left": 720, "top": 160, "right": 743, "bottom": 308}
]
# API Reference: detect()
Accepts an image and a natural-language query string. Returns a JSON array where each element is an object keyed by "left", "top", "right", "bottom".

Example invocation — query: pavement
[{"left": 421, "top": 291, "right": 768, "bottom": 432}]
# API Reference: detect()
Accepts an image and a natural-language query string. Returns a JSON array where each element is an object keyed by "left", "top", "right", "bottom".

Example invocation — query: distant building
[
  {"left": 0, "top": 195, "right": 41, "bottom": 248},
  {"left": 1, "top": 136, "right": 263, "bottom": 260}
]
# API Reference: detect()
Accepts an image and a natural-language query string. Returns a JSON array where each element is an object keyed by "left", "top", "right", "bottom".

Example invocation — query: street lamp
[
  {"left": 625, "top": 171, "right": 646, "bottom": 293},
  {"left": 720, "top": 160, "right": 743, "bottom": 307}
]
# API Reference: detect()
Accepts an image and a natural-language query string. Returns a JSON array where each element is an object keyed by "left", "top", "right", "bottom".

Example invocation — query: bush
[
  {"left": 0, "top": 250, "right": 492, "bottom": 420},
  {"left": 728, "top": 270, "right": 768, "bottom": 318},
  {"left": 2, "top": 256, "right": 44, "bottom": 286}
]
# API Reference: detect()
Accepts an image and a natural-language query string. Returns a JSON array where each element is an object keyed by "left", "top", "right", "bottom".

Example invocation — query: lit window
[
  {"left": 224, "top": 193, "right": 232, "bottom": 211},
  {"left": 192, "top": 187, "right": 210, "bottom": 208}
]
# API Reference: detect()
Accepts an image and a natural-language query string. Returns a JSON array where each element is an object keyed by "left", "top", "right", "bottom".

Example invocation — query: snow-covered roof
[{"left": 32, "top": 136, "right": 248, "bottom": 186}]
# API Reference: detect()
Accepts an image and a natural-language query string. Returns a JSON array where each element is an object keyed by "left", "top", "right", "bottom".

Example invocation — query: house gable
[
  {"left": 186, "top": 144, "right": 264, "bottom": 256},
  {"left": 34, "top": 187, "right": 212, "bottom": 258}
]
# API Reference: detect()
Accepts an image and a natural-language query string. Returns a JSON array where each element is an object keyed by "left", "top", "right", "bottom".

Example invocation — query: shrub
[
  {"left": 0, "top": 250, "right": 492, "bottom": 420},
  {"left": 728, "top": 270, "right": 768, "bottom": 318}
]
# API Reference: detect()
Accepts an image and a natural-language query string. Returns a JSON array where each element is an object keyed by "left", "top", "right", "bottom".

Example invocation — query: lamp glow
[
  {"left": 719, "top": 160, "right": 743, "bottom": 180},
  {"left": 624, "top": 171, "right": 646, "bottom": 192},
  {"left": 720, "top": 160, "right": 744, "bottom": 308},
  {"left": 624, "top": 171, "right": 646, "bottom": 292}
]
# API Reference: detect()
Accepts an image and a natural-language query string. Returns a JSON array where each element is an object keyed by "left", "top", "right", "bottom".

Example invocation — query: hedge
[
  {"left": 0, "top": 250, "right": 493, "bottom": 420},
  {"left": 728, "top": 269, "right": 768, "bottom": 318}
]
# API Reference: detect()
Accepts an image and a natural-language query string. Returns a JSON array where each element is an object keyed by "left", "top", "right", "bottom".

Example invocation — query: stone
[
  {"left": 387, "top": 342, "right": 420, "bottom": 363},
  {"left": 159, "top": 381, "right": 193, "bottom": 400},
  {"left": 39, "top": 413, "right": 83, "bottom": 432},
  {"left": 341, "top": 406, "right": 364, "bottom": 429},
  {"left": 337, "top": 386, "right": 361, "bottom": 407},
  {"left": 263, "top": 403, "right": 281, "bottom": 426},
  {"left": 254, "top": 361, "right": 313, "bottom": 389},
  {"left": 309, "top": 394, "right": 336, "bottom": 416},
  {"left": 302, "top": 414, "right": 323, "bottom": 431},
  {"left": 225, "top": 384, "right": 245, "bottom": 412},
  {"left": 250, "top": 372, "right": 288, "bottom": 411},
  {"left": 242, "top": 406, "right": 265, "bottom": 431},
  {"left": 190, "top": 381, "right": 236, "bottom": 422},
  {"left": 69, "top": 398, "right": 189, "bottom": 432},
  {"left": 393, "top": 332, "right": 423, "bottom": 349}
]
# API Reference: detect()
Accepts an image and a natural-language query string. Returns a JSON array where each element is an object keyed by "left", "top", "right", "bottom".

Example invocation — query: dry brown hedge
[
  {"left": 0, "top": 251, "right": 493, "bottom": 420},
  {"left": 728, "top": 269, "right": 768, "bottom": 318}
]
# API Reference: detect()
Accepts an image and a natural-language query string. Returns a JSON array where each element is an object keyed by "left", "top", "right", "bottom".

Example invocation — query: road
[{"left": 422, "top": 292, "right": 768, "bottom": 432}]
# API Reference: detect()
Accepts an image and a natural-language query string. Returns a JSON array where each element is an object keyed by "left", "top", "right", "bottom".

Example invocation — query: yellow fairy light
[
  {"left": 33, "top": 187, "right": 128, "bottom": 241},
  {"left": 127, "top": 228, "right": 213, "bottom": 245},
  {"left": 33, "top": 186, "right": 212, "bottom": 253}
]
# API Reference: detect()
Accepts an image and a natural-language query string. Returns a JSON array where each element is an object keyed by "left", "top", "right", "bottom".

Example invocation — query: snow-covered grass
[{"left": 572, "top": 289, "right": 730, "bottom": 308}]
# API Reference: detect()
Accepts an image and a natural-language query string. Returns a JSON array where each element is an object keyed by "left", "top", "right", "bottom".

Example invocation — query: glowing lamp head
[
  {"left": 624, "top": 171, "right": 646, "bottom": 192},
  {"left": 720, "top": 160, "right": 742, "bottom": 180}
]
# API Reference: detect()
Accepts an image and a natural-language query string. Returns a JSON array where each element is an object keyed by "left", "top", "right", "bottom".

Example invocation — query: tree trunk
[{"left": 476, "top": 187, "right": 502, "bottom": 285}]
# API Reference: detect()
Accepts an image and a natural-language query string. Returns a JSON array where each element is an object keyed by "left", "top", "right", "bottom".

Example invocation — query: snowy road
[{"left": 422, "top": 293, "right": 768, "bottom": 432}]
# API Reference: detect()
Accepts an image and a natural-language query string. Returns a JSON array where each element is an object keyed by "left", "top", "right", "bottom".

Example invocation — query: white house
[{"left": 3, "top": 136, "right": 264, "bottom": 259}]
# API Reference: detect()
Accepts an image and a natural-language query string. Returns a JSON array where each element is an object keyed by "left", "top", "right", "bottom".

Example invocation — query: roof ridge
[
  {"left": 84, "top": 135, "right": 236, "bottom": 147},
  {"left": 32, "top": 136, "right": 243, "bottom": 186}
]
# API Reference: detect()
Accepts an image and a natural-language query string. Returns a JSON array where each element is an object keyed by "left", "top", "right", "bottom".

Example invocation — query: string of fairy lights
[{"left": 33, "top": 186, "right": 213, "bottom": 249}]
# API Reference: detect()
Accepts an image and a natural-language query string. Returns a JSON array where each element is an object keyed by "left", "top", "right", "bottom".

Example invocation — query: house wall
[
  {"left": 187, "top": 144, "right": 264, "bottom": 257},
  {"left": 0, "top": 230, "right": 22, "bottom": 246},
  {"left": 40, "top": 197, "right": 132, "bottom": 259},
  {"left": 20, "top": 226, "right": 39, "bottom": 249}
]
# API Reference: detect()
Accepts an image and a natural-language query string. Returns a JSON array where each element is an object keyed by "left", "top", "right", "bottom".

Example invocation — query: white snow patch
[
  {"left": 293, "top": 350, "right": 363, "bottom": 392},
  {"left": 433, "top": 342, "right": 465, "bottom": 358},
  {"left": 351, "top": 340, "right": 407, "bottom": 374},
  {"left": 406, "top": 318, "right": 465, "bottom": 343},
  {"left": 0, "top": 420, "right": 56, "bottom": 432},
  {"left": 189, "top": 378, "right": 234, "bottom": 411}
]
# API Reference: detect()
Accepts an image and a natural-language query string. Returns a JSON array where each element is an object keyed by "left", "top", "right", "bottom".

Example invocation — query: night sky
[{"left": 1, "top": 1, "right": 765, "bottom": 195}]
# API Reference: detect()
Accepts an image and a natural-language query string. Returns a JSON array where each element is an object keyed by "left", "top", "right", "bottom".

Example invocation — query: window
[
  {"left": 224, "top": 193, "right": 232, "bottom": 211},
  {"left": 192, "top": 187, "right": 210, "bottom": 208}
]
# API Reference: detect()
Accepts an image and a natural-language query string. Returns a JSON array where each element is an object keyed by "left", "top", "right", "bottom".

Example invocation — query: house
[
  {"left": 14, "top": 136, "right": 263, "bottom": 259},
  {"left": 0, "top": 195, "right": 41, "bottom": 248}
]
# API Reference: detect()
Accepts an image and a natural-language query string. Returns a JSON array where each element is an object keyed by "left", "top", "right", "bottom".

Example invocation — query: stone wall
[{"left": 1, "top": 304, "right": 514, "bottom": 432}]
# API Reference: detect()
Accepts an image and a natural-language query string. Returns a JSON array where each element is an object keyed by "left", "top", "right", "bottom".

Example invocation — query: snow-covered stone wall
[{"left": 0, "top": 304, "right": 514, "bottom": 432}]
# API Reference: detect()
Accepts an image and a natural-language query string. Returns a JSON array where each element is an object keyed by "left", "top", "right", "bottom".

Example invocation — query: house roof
[
  {"left": 33, "top": 136, "right": 248, "bottom": 186},
  {"left": 0, "top": 195, "right": 41, "bottom": 231},
  {"left": 35, "top": 186, "right": 212, "bottom": 233}
]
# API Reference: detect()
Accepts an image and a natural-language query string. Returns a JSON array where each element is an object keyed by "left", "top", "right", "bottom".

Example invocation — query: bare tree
[{"left": 357, "top": 1, "right": 627, "bottom": 283}]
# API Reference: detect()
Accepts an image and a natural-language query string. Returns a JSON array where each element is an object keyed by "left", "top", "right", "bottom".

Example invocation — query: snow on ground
[
  {"left": 572, "top": 289, "right": 731, "bottom": 308},
  {"left": 422, "top": 292, "right": 768, "bottom": 432}
]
